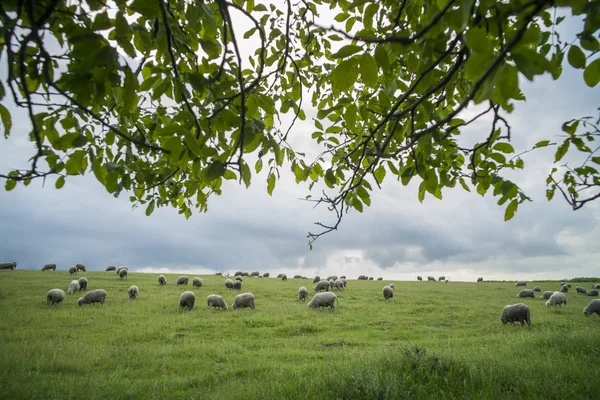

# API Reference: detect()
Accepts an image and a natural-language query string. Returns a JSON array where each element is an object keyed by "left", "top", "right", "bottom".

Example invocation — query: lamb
[
  {"left": 76, "top": 264, "right": 86, "bottom": 272},
  {"left": 586, "top": 289, "right": 598, "bottom": 297},
  {"left": 314, "top": 280, "right": 330, "bottom": 292},
  {"left": 158, "top": 275, "right": 167, "bottom": 285},
  {"left": 235, "top": 276, "right": 243, "bottom": 282},
  {"left": 313, "top": 276, "right": 321, "bottom": 283},
  {"left": 232, "top": 292, "right": 255, "bottom": 310},
  {"left": 417, "top": 276, "right": 423, "bottom": 281},
  {"left": 177, "top": 276, "right": 189, "bottom": 286},
  {"left": 42, "top": 263, "right": 56, "bottom": 271},
  {"left": 383, "top": 285, "right": 394, "bottom": 300},
  {"left": 207, "top": 294, "right": 228, "bottom": 310},
  {"left": 192, "top": 277, "right": 203, "bottom": 288},
  {"left": 46, "top": 289, "right": 65, "bottom": 305},
  {"left": 514, "top": 281, "right": 527, "bottom": 287},
  {"left": 427, "top": 276, "right": 435, "bottom": 281},
  {"left": 119, "top": 268, "right": 128, "bottom": 279},
  {"left": 326, "top": 275, "right": 338, "bottom": 281},
  {"left": 333, "top": 279, "right": 345, "bottom": 290},
  {"left": 500, "top": 303, "right": 531, "bottom": 328},
  {"left": 68, "top": 279, "right": 81, "bottom": 295},
  {"left": 281, "top": 274, "right": 287, "bottom": 281},
  {"left": 477, "top": 277, "right": 483, "bottom": 282},
  {"left": 594, "top": 284, "right": 600, "bottom": 289},
  {"left": 307, "top": 292, "right": 338, "bottom": 310},
  {"left": 583, "top": 299, "right": 600, "bottom": 317},
  {"left": 78, "top": 277, "right": 88, "bottom": 291},
  {"left": 546, "top": 292, "right": 567, "bottom": 307},
  {"left": 233, "top": 280, "right": 242, "bottom": 290},
  {"left": 128, "top": 285, "right": 139, "bottom": 300},
  {"left": 224, "top": 279, "right": 234, "bottom": 289},
  {"left": 517, "top": 289, "right": 535, "bottom": 299},
  {"left": 77, "top": 289, "right": 107, "bottom": 306},
  {"left": 179, "top": 291, "right": 195, "bottom": 310},
  {"left": 540, "top": 291, "right": 554, "bottom": 300},
  {"left": 69, "top": 266, "right": 78, "bottom": 275},
  {"left": 0, "top": 262, "right": 17, "bottom": 270},
  {"left": 560, "top": 285, "right": 568, "bottom": 293},
  {"left": 576, "top": 286, "right": 587, "bottom": 295},
  {"left": 106, "top": 266, "right": 116, "bottom": 272},
  {"left": 533, "top": 286, "right": 541, "bottom": 292},
  {"left": 298, "top": 287, "right": 309, "bottom": 301}
]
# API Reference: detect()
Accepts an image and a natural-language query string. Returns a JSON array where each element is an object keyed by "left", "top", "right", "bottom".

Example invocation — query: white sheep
[
  {"left": 207, "top": 294, "right": 228, "bottom": 310},
  {"left": 119, "top": 268, "right": 128, "bottom": 279},
  {"left": 517, "top": 289, "right": 535, "bottom": 299},
  {"left": 42, "top": 263, "right": 56, "bottom": 271},
  {"left": 576, "top": 286, "right": 587, "bottom": 295},
  {"left": 298, "top": 287, "right": 309, "bottom": 301},
  {"left": 106, "top": 266, "right": 116, "bottom": 272},
  {"left": 500, "top": 303, "right": 531, "bottom": 328},
  {"left": 388, "top": 283, "right": 395, "bottom": 289},
  {"left": 533, "top": 286, "right": 541, "bottom": 292},
  {"left": 540, "top": 291, "right": 554, "bottom": 300},
  {"left": 69, "top": 266, "right": 78, "bottom": 275},
  {"left": 333, "top": 279, "right": 345, "bottom": 290},
  {"left": 192, "top": 277, "right": 203, "bottom": 288},
  {"left": 326, "top": 275, "right": 338, "bottom": 281},
  {"left": 312, "top": 276, "right": 320, "bottom": 283},
  {"left": 67, "top": 280, "right": 80, "bottom": 295},
  {"left": 545, "top": 292, "right": 567, "bottom": 307},
  {"left": 417, "top": 276, "right": 423, "bottom": 281},
  {"left": 128, "top": 285, "right": 139, "bottom": 300},
  {"left": 514, "top": 281, "right": 527, "bottom": 287},
  {"left": 560, "top": 285, "right": 568, "bottom": 293},
  {"left": 382, "top": 285, "right": 394, "bottom": 300},
  {"left": 158, "top": 275, "right": 167, "bottom": 286},
  {"left": 46, "top": 289, "right": 65, "bottom": 305},
  {"left": 76, "top": 264, "right": 86, "bottom": 272},
  {"left": 78, "top": 277, "right": 88, "bottom": 291},
  {"left": 77, "top": 289, "right": 107, "bottom": 306},
  {"left": 587, "top": 289, "right": 599, "bottom": 297},
  {"left": 427, "top": 276, "right": 435, "bottom": 281},
  {"left": 314, "top": 280, "right": 330, "bottom": 292},
  {"left": 583, "top": 299, "right": 600, "bottom": 317},
  {"left": 179, "top": 291, "right": 195, "bottom": 310},
  {"left": 235, "top": 276, "right": 243, "bottom": 282},
  {"left": 233, "top": 280, "right": 242, "bottom": 290},
  {"left": 177, "top": 276, "right": 189, "bottom": 286},
  {"left": 477, "top": 277, "right": 483, "bottom": 282},
  {"left": 232, "top": 292, "right": 255, "bottom": 310},
  {"left": 308, "top": 292, "right": 338, "bottom": 310},
  {"left": 224, "top": 279, "right": 234, "bottom": 290}
]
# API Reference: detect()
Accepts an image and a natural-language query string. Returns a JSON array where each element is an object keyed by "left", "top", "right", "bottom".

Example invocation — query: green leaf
[
  {"left": 129, "top": 0, "right": 161, "bottom": 18},
  {"left": 583, "top": 58, "right": 600, "bottom": 88},
  {"left": 493, "top": 143, "right": 515, "bottom": 153},
  {"left": 359, "top": 53, "right": 378, "bottom": 88},
  {"left": 0, "top": 104, "right": 11, "bottom": 137},
  {"left": 374, "top": 165, "right": 386, "bottom": 184},
  {"left": 465, "top": 27, "right": 490, "bottom": 53},
  {"left": 241, "top": 161, "right": 251, "bottom": 188},
  {"left": 204, "top": 161, "right": 226, "bottom": 181},
  {"left": 267, "top": 172, "right": 276, "bottom": 195},
  {"left": 5, "top": 179, "right": 16, "bottom": 191},
  {"left": 65, "top": 150, "right": 88, "bottom": 175},
  {"left": 331, "top": 57, "right": 360, "bottom": 96},
  {"left": 325, "top": 169, "right": 336, "bottom": 187},
  {"left": 145, "top": 200, "right": 155, "bottom": 216},
  {"left": 374, "top": 45, "right": 390, "bottom": 74},
  {"left": 331, "top": 45, "right": 363, "bottom": 59},
  {"left": 55, "top": 176, "right": 65, "bottom": 189},
  {"left": 255, "top": 159, "right": 263, "bottom": 173},
  {"left": 534, "top": 140, "right": 551, "bottom": 148},
  {"left": 567, "top": 45, "right": 586, "bottom": 69},
  {"left": 555, "top": 140, "right": 570, "bottom": 162},
  {"left": 504, "top": 199, "right": 518, "bottom": 221}
]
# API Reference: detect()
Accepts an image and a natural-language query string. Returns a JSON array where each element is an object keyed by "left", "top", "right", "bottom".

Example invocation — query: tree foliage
[{"left": 0, "top": 0, "right": 598, "bottom": 245}]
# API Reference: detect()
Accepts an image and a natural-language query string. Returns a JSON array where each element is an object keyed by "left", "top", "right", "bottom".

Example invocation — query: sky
[{"left": 0, "top": 5, "right": 599, "bottom": 281}]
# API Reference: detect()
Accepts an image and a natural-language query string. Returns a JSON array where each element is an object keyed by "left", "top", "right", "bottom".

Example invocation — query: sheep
[
  {"left": 388, "top": 283, "right": 395, "bottom": 289},
  {"left": 281, "top": 274, "right": 287, "bottom": 281},
  {"left": 263, "top": 273, "right": 270, "bottom": 278},
  {"left": 207, "top": 294, "right": 228, "bottom": 310},
  {"left": 326, "top": 275, "right": 338, "bottom": 281},
  {"left": 277, "top": 274, "right": 283, "bottom": 278},
  {"left": 576, "top": 286, "right": 587, "bottom": 295},
  {"left": 357, "top": 275, "right": 367, "bottom": 280},
  {"left": 533, "top": 286, "right": 541, "bottom": 292},
  {"left": 69, "top": 266, "right": 78, "bottom": 275},
  {"left": 42, "top": 263, "right": 56, "bottom": 271},
  {"left": 340, "top": 276, "right": 346, "bottom": 279},
  {"left": 232, "top": 292, "right": 255, "bottom": 310},
  {"left": 224, "top": 279, "right": 234, "bottom": 290},
  {"left": 517, "top": 289, "right": 535, "bottom": 299},
  {"left": 293, "top": 274, "right": 303, "bottom": 279},
  {"left": 594, "top": 284, "right": 600, "bottom": 289},
  {"left": 514, "top": 281, "right": 527, "bottom": 287},
  {"left": 177, "top": 276, "right": 189, "bottom": 286},
  {"left": 192, "top": 277, "right": 203, "bottom": 288},
  {"left": 298, "top": 287, "right": 309, "bottom": 301},
  {"left": 119, "top": 268, "right": 128, "bottom": 280},
  {"left": 233, "top": 280, "right": 242, "bottom": 290},
  {"left": 427, "top": 276, "right": 435, "bottom": 281},
  {"left": 560, "top": 285, "right": 568, "bottom": 293},
  {"left": 158, "top": 275, "right": 167, "bottom": 286},
  {"left": 314, "top": 280, "right": 330, "bottom": 292},
  {"left": 106, "top": 266, "right": 116, "bottom": 272},
  {"left": 328, "top": 279, "right": 335, "bottom": 289},
  {"left": 251, "top": 271, "right": 260, "bottom": 277},
  {"left": 438, "top": 276, "right": 446, "bottom": 282},
  {"left": 308, "top": 292, "right": 338, "bottom": 310},
  {"left": 417, "top": 276, "right": 423, "bottom": 281},
  {"left": 368, "top": 277, "right": 374, "bottom": 280},
  {"left": 560, "top": 282, "right": 567, "bottom": 287},
  {"left": 78, "top": 277, "right": 88, "bottom": 291},
  {"left": 586, "top": 289, "right": 598, "bottom": 297},
  {"left": 377, "top": 277, "right": 383, "bottom": 281},
  {"left": 179, "top": 291, "right": 195, "bottom": 310},
  {"left": 68, "top": 280, "right": 81, "bottom": 295},
  {"left": 341, "top": 278, "right": 348, "bottom": 288},
  {"left": 546, "top": 292, "right": 567, "bottom": 307},
  {"left": 234, "top": 271, "right": 242, "bottom": 276},
  {"left": 0, "top": 262, "right": 17, "bottom": 270},
  {"left": 500, "top": 303, "right": 531, "bottom": 328},
  {"left": 540, "top": 291, "right": 554, "bottom": 300},
  {"left": 116, "top": 267, "right": 127, "bottom": 275},
  {"left": 313, "top": 276, "right": 321, "bottom": 283},
  {"left": 477, "top": 277, "right": 483, "bottom": 282},
  {"left": 77, "top": 289, "right": 107, "bottom": 306},
  {"left": 241, "top": 272, "right": 249, "bottom": 277},
  {"left": 76, "top": 264, "right": 86, "bottom": 272},
  {"left": 333, "top": 279, "right": 345, "bottom": 290},
  {"left": 383, "top": 285, "right": 394, "bottom": 300},
  {"left": 583, "top": 299, "right": 600, "bottom": 317},
  {"left": 46, "top": 289, "right": 65, "bottom": 305},
  {"left": 128, "top": 285, "right": 139, "bottom": 300},
  {"left": 565, "top": 283, "right": 572, "bottom": 288}
]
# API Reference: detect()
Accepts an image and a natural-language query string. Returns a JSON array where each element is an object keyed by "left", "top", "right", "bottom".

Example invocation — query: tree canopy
[{"left": 0, "top": 0, "right": 599, "bottom": 245}]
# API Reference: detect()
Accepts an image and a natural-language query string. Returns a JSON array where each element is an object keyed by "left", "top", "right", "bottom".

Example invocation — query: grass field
[{"left": 0, "top": 270, "right": 599, "bottom": 400}]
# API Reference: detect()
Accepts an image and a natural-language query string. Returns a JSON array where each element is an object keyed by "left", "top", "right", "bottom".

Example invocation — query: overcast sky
[{"left": 0, "top": 7, "right": 598, "bottom": 281}]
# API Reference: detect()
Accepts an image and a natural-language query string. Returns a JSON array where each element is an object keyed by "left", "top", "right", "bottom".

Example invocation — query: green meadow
[{"left": 0, "top": 270, "right": 598, "bottom": 400}]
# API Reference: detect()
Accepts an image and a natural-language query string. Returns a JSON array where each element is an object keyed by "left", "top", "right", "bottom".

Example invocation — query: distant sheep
[
  {"left": 78, "top": 277, "right": 88, "bottom": 291},
  {"left": 179, "top": 291, "right": 195, "bottom": 310},
  {"left": 514, "top": 281, "right": 527, "bottom": 287},
  {"left": 207, "top": 294, "right": 228, "bottom": 310},
  {"left": 263, "top": 273, "right": 270, "bottom": 278},
  {"left": 533, "top": 286, "right": 541, "bottom": 292},
  {"left": 583, "top": 299, "right": 600, "bottom": 317},
  {"left": 177, "top": 276, "right": 189, "bottom": 286},
  {"left": 327, "top": 275, "right": 338, "bottom": 281},
  {"left": 477, "top": 277, "right": 483, "bottom": 282},
  {"left": 128, "top": 285, "right": 139, "bottom": 300},
  {"left": 234, "top": 271, "right": 242, "bottom": 276},
  {"left": 341, "top": 278, "right": 348, "bottom": 288},
  {"left": 560, "top": 282, "right": 567, "bottom": 287},
  {"left": 241, "top": 272, "right": 249, "bottom": 277},
  {"left": 368, "top": 277, "right": 374, "bottom": 280},
  {"left": 560, "top": 285, "right": 568, "bottom": 293},
  {"left": 417, "top": 276, "right": 423, "bottom": 281},
  {"left": 232, "top": 292, "right": 255, "bottom": 310},
  {"left": 106, "top": 266, "right": 116, "bottom": 272},
  {"left": 540, "top": 291, "right": 554, "bottom": 300},
  {"left": 0, "top": 262, "right": 17, "bottom": 270},
  {"left": 277, "top": 274, "right": 283, "bottom": 278},
  {"left": 235, "top": 276, "right": 243, "bottom": 282},
  {"left": 500, "top": 303, "right": 531, "bottom": 328},
  {"left": 158, "top": 275, "right": 167, "bottom": 286},
  {"left": 233, "top": 280, "right": 242, "bottom": 290},
  {"left": 546, "top": 292, "right": 567, "bottom": 307},
  {"left": 46, "top": 289, "right": 65, "bottom": 305},
  {"left": 383, "top": 285, "right": 394, "bottom": 300},
  {"left": 576, "top": 286, "right": 587, "bottom": 295},
  {"left": 438, "top": 276, "right": 446, "bottom": 282},
  {"left": 298, "top": 287, "right": 309, "bottom": 301},
  {"left": 69, "top": 266, "right": 77, "bottom": 275},
  {"left": 587, "top": 289, "right": 598, "bottom": 297},
  {"left": 313, "top": 276, "right": 321, "bottom": 283},
  {"left": 308, "top": 292, "right": 338, "bottom": 310},
  {"left": 192, "top": 277, "right": 203, "bottom": 288},
  {"left": 76, "top": 264, "right": 86, "bottom": 272},
  {"left": 119, "top": 268, "right": 128, "bottom": 280},
  {"left": 224, "top": 279, "right": 234, "bottom": 289},
  {"left": 251, "top": 271, "right": 260, "bottom": 277},
  {"left": 293, "top": 274, "right": 302, "bottom": 279},
  {"left": 517, "top": 289, "right": 535, "bottom": 299},
  {"left": 67, "top": 280, "right": 80, "bottom": 295},
  {"left": 281, "top": 274, "right": 287, "bottom": 281},
  {"left": 77, "top": 289, "right": 107, "bottom": 306},
  {"left": 427, "top": 276, "right": 435, "bottom": 282},
  {"left": 42, "top": 263, "right": 56, "bottom": 271},
  {"left": 333, "top": 279, "right": 345, "bottom": 290},
  {"left": 314, "top": 280, "right": 330, "bottom": 292},
  {"left": 116, "top": 267, "right": 128, "bottom": 275},
  {"left": 358, "top": 275, "right": 367, "bottom": 280}
]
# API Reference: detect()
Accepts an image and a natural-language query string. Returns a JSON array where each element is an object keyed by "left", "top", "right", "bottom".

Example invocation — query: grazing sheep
[
  {"left": 298, "top": 287, "right": 309, "bottom": 301},
  {"left": 333, "top": 279, "right": 345, "bottom": 290},
  {"left": 427, "top": 276, "right": 435, "bottom": 282},
  {"left": 546, "top": 292, "right": 567, "bottom": 307},
  {"left": 383, "top": 285, "right": 394, "bottom": 300},
  {"left": 517, "top": 289, "right": 535, "bottom": 299},
  {"left": 540, "top": 291, "right": 554, "bottom": 300},
  {"left": 179, "top": 291, "right": 195, "bottom": 310},
  {"left": 234, "top": 276, "right": 242, "bottom": 282},
  {"left": 76, "top": 264, "right": 86, "bottom": 272},
  {"left": 313, "top": 276, "right": 321, "bottom": 283},
  {"left": 326, "top": 275, "right": 338, "bottom": 281},
  {"left": 377, "top": 277, "right": 383, "bottom": 281},
  {"left": 277, "top": 274, "right": 283, "bottom": 278},
  {"left": 576, "top": 286, "right": 587, "bottom": 295},
  {"left": 46, "top": 289, "right": 65, "bottom": 305},
  {"left": 251, "top": 271, "right": 260, "bottom": 277},
  {"left": 560, "top": 282, "right": 567, "bottom": 287},
  {"left": 533, "top": 286, "right": 541, "bottom": 292},
  {"left": 177, "top": 276, "right": 189, "bottom": 286},
  {"left": 69, "top": 266, "right": 77, "bottom": 275},
  {"left": 116, "top": 267, "right": 128, "bottom": 275},
  {"left": 594, "top": 284, "right": 600, "bottom": 289},
  {"left": 224, "top": 279, "right": 234, "bottom": 290},
  {"left": 42, "top": 263, "right": 56, "bottom": 271},
  {"left": 293, "top": 274, "right": 302, "bottom": 279},
  {"left": 128, "top": 285, "right": 139, "bottom": 300},
  {"left": 438, "top": 276, "right": 446, "bottom": 282},
  {"left": 565, "top": 284, "right": 572, "bottom": 288},
  {"left": 477, "top": 277, "right": 483, "bottom": 282},
  {"left": 341, "top": 278, "right": 348, "bottom": 288},
  {"left": 417, "top": 276, "right": 423, "bottom": 281},
  {"left": 68, "top": 280, "right": 81, "bottom": 295},
  {"left": 192, "top": 277, "right": 203, "bottom": 288},
  {"left": 158, "top": 275, "right": 167, "bottom": 286},
  {"left": 560, "top": 285, "right": 568, "bottom": 293},
  {"left": 233, "top": 280, "right": 242, "bottom": 290},
  {"left": 78, "top": 277, "right": 88, "bottom": 291},
  {"left": 358, "top": 275, "right": 367, "bottom": 280},
  {"left": 514, "top": 281, "right": 527, "bottom": 287},
  {"left": 314, "top": 280, "right": 330, "bottom": 292},
  {"left": 500, "top": 303, "right": 531, "bottom": 328},
  {"left": 0, "top": 262, "right": 17, "bottom": 270},
  {"left": 263, "top": 273, "right": 270, "bottom": 278},
  {"left": 241, "top": 272, "right": 249, "bottom": 277},
  {"left": 232, "top": 292, "right": 255, "bottom": 310},
  {"left": 308, "top": 292, "right": 338, "bottom": 310},
  {"left": 106, "top": 266, "right": 116, "bottom": 272},
  {"left": 388, "top": 283, "right": 395, "bottom": 289},
  {"left": 368, "top": 277, "right": 374, "bottom": 280},
  {"left": 77, "top": 289, "right": 107, "bottom": 306},
  {"left": 119, "top": 268, "right": 128, "bottom": 280},
  {"left": 328, "top": 279, "right": 335, "bottom": 289},
  {"left": 233, "top": 271, "right": 242, "bottom": 276},
  {"left": 583, "top": 299, "right": 600, "bottom": 317},
  {"left": 281, "top": 274, "right": 287, "bottom": 281},
  {"left": 587, "top": 289, "right": 598, "bottom": 297},
  {"left": 207, "top": 294, "right": 228, "bottom": 310}
]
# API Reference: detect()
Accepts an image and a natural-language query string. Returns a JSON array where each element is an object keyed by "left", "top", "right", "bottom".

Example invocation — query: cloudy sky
[{"left": 1, "top": 7, "right": 598, "bottom": 281}]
